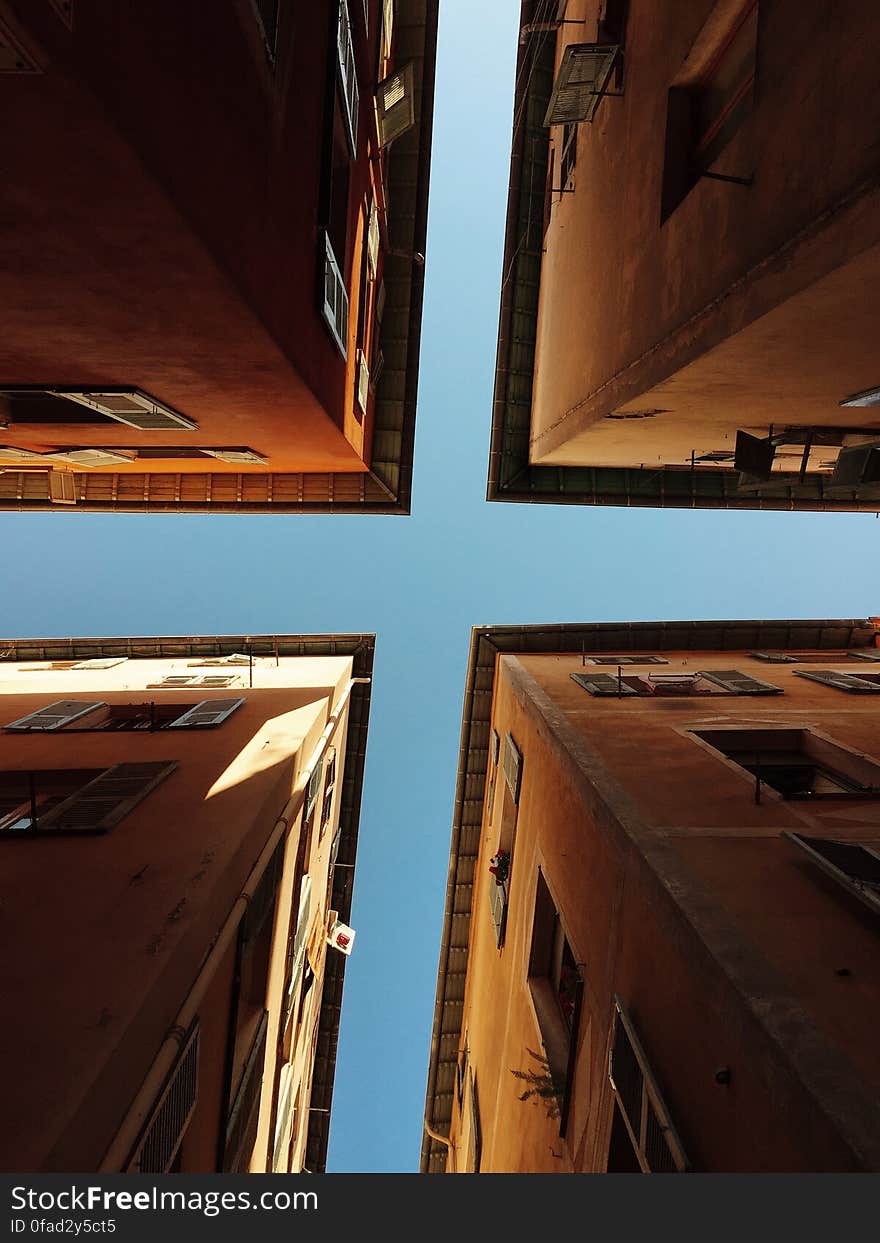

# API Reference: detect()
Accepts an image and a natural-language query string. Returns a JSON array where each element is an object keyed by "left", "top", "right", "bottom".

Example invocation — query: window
[
  {"left": 0, "top": 762, "right": 177, "bottom": 835},
  {"left": 336, "top": 0, "right": 359, "bottom": 154},
  {"left": 607, "top": 998, "right": 689, "bottom": 1172},
  {"left": 251, "top": 0, "right": 279, "bottom": 57},
  {"left": 527, "top": 872, "right": 582, "bottom": 1106},
  {"left": 462, "top": 1066, "right": 481, "bottom": 1174},
  {"left": 322, "top": 229, "right": 350, "bottom": 358},
  {"left": 559, "top": 122, "right": 577, "bottom": 189},
  {"left": 0, "top": 388, "right": 196, "bottom": 430},
  {"left": 584, "top": 656, "right": 668, "bottom": 665},
  {"left": 784, "top": 833, "right": 880, "bottom": 917},
  {"left": 693, "top": 728, "right": 880, "bottom": 800},
  {"left": 488, "top": 734, "right": 522, "bottom": 949},
  {"left": 485, "top": 728, "right": 500, "bottom": 823},
  {"left": 146, "top": 675, "right": 239, "bottom": 688},
  {"left": 793, "top": 669, "right": 880, "bottom": 694},
  {"left": 320, "top": 747, "right": 337, "bottom": 838},
  {"left": 572, "top": 669, "right": 781, "bottom": 697},
  {"left": 376, "top": 62, "right": 416, "bottom": 147},
  {"left": 126, "top": 1021, "right": 200, "bottom": 1173},
  {"left": 380, "top": 0, "right": 394, "bottom": 72},
  {"left": 661, "top": 0, "right": 758, "bottom": 219},
  {"left": 305, "top": 757, "right": 323, "bottom": 826},
  {"left": 6, "top": 699, "right": 242, "bottom": 732}
]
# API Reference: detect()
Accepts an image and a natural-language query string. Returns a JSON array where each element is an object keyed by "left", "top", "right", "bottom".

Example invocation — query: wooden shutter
[
  {"left": 223, "top": 1010, "right": 269, "bottom": 1173},
  {"left": 750, "top": 652, "right": 798, "bottom": 663},
  {"left": 488, "top": 878, "right": 507, "bottom": 949},
  {"left": 587, "top": 656, "right": 667, "bottom": 665},
  {"left": 5, "top": 700, "right": 102, "bottom": 731},
  {"left": 305, "top": 758, "right": 323, "bottom": 821},
  {"left": 367, "top": 200, "right": 380, "bottom": 278},
  {"left": 849, "top": 651, "right": 880, "bottom": 662},
  {"left": 126, "top": 1021, "right": 200, "bottom": 1172},
  {"left": 356, "top": 350, "right": 370, "bottom": 412},
  {"left": 608, "top": 998, "right": 689, "bottom": 1173},
  {"left": 72, "top": 657, "right": 127, "bottom": 670},
  {"left": 283, "top": 876, "right": 313, "bottom": 1029},
  {"left": 197, "top": 675, "right": 237, "bottom": 688},
  {"left": 337, "top": 0, "right": 359, "bottom": 152},
  {"left": 544, "top": 43, "right": 620, "bottom": 126},
  {"left": 58, "top": 390, "right": 196, "bottom": 430},
  {"left": 698, "top": 670, "right": 783, "bottom": 695},
  {"left": 466, "top": 1066, "right": 482, "bottom": 1173},
  {"left": 571, "top": 672, "right": 638, "bottom": 696},
  {"left": 376, "top": 62, "right": 416, "bottom": 147},
  {"left": 48, "top": 472, "right": 76, "bottom": 505},
  {"left": 793, "top": 669, "right": 880, "bottom": 693},
  {"left": 784, "top": 833, "right": 880, "bottom": 916},
  {"left": 167, "top": 698, "right": 245, "bottom": 729},
  {"left": 38, "top": 761, "right": 177, "bottom": 834},
  {"left": 503, "top": 733, "right": 522, "bottom": 803}
]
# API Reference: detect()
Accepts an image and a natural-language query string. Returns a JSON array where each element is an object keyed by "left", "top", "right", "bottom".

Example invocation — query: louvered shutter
[
  {"left": 571, "top": 672, "right": 638, "bottom": 696},
  {"left": 284, "top": 875, "right": 313, "bottom": 1028},
  {"left": 223, "top": 1011, "right": 269, "bottom": 1173},
  {"left": 503, "top": 733, "right": 522, "bottom": 802},
  {"left": 367, "top": 200, "right": 380, "bottom": 278},
  {"left": 356, "top": 349, "right": 370, "bottom": 412},
  {"left": 608, "top": 999, "right": 689, "bottom": 1173},
  {"left": 126, "top": 1021, "right": 200, "bottom": 1172},
  {"left": 5, "top": 700, "right": 102, "bottom": 731},
  {"left": 202, "top": 448, "right": 267, "bottom": 464},
  {"left": 167, "top": 698, "right": 245, "bottom": 729},
  {"left": 38, "top": 761, "right": 177, "bottom": 834},
  {"left": 241, "top": 839, "right": 285, "bottom": 944},
  {"left": 197, "top": 675, "right": 237, "bottom": 687},
  {"left": 337, "top": 0, "right": 359, "bottom": 152},
  {"left": 58, "top": 390, "right": 196, "bottom": 431},
  {"left": 376, "top": 62, "right": 416, "bottom": 147},
  {"left": 305, "top": 758, "right": 323, "bottom": 821},
  {"left": 488, "top": 878, "right": 507, "bottom": 949},
  {"left": 698, "top": 670, "right": 783, "bottom": 695},
  {"left": 72, "top": 657, "right": 127, "bottom": 670},
  {"left": 587, "top": 656, "right": 667, "bottom": 665},
  {"left": 793, "top": 669, "right": 880, "bottom": 693},
  {"left": 750, "top": 652, "right": 798, "bottom": 663},
  {"left": 47, "top": 449, "right": 136, "bottom": 467},
  {"left": 543, "top": 43, "right": 620, "bottom": 126},
  {"left": 849, "top": 651, "right": 880, "bottom": 662}
]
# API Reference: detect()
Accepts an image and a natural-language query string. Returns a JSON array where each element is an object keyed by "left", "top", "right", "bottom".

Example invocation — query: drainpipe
[
  {"left": 98, "top": 677, "right": 370, "bottom": 1172},
  {"left": 423, "top": 1119, "right": 452, "bottom": 1151}
]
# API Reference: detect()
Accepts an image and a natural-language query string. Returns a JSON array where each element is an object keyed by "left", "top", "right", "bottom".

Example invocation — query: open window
[
  {"left": 0, "top": 762, "right": 177, "bottom": 835},
  {"left": 0, "top": 388, "right": 197, "bottom": 430},
  {"left": 784, "top": 834, "right": 880, "bottom": 917},
  {"left": 527, "top": 871, "right": 581, "bottom": 1104},
  {"left": 607, "top": 998, "right": 689, "bottom": 1172},
  {"left": 693, "top": 728, "right": 880, "bottom": 800},
  {"left": 572, "top": 668, "right": 781, "bottom": 697},
  {"left": 488, "top": 733, "right": 522, "bottom": 949}
]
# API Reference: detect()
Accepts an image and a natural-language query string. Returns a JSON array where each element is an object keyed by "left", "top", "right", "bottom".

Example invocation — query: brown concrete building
[
  {"left": 0, "top": 632, "right": 373, "bottom": 1172},
  {"left": 422, "top": 620, "right": 880, "bottom": 1172},
  {"left": 490, "top": 1, "right": 880, "bottom": 510},
  {"left": 0, "top": 1, "right": 437, "bottom": 513}
]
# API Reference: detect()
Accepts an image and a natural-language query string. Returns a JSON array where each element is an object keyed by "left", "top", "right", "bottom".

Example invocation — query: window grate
[
  {"left": 127, "top": 1021, "right": 200, "bottom": 1173},
  {"left": 608, "top": 998, "right": 689, "bottom": 1173}
]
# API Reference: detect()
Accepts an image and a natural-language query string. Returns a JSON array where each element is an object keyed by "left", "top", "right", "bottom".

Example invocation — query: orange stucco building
[
  {"left": 0, "top": 633, "right": 373, "bottom": 1172},
  {"left": 489, "top": 1, "right": 880, "bottom": 511},
  {"left": 0, "top": 0, "right": 437, "bottom": 513},
  {"left": 423, "top": 620, "right": 880, "bottom": 1172}
]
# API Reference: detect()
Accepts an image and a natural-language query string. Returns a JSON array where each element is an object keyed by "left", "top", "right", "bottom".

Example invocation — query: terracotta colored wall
[
  {"left": 0, "top": 654, "right": 352, "bottom": 1170},
  {"left": 530, "top": 0, "right": 880, "bottom": 464},
  {"left": 0, "top": 1, "right": 386, "bottom": 472},
  {"left": 451, "top": 649, "right": 880, "bottom": 1172}
]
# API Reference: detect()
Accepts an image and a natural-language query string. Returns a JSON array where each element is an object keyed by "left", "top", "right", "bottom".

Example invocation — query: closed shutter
[
  {"left": 381, "top": 0, "right": 394, "bottom": 57},
  {"left": 202, "top": 449, "right": 266, "bottom": 464},
  {"left": 48, "top": 472, "right": 76, "bottom": 505},
  {"left": 608, "top": 999, "right": 689, "bottom": 1173},
  {"left": 223, "top": 1010, "right": 269, "bottom": 1173},
  {"left": 571, "top": 672, "right": 638, "bottom": 696},
  {"left": 72, "top": 657, "right": 127, "bottom": 670},
  {"left": 272, "top": 1064, "right": 296, "bottom": 1172},
  {"left": 784, "top": 833, "right": 880, "bottom": 916},
  {"left": 58, "top": 390, "right": 196, "bottom": 431},
  {"left": 126, "top": 1021, "right": 200, "bottom": 1173},
  {"left": 356, "top": 350, "right": 370, "bottom": 412},
  {"left": 47, "top": 449, "right": 136, "bottom": 467},
  {"left": 488, "top": 878, "right": 507, "bottom": 949},
  {"left": 467, "top": 1067, "right": 482, "bottom": 1173},
  {"left": 750, "top": 652, "right": 798, "bottom": 663},
  {"left": 5, "top": 700, "right": 102, "bottom": 731},
  {"left": 850, "top": 651, "right": 880, "bottom": 662},
  {"left": 167, "top": 698, "right": 245, "bottom": 729},
  {"left": 336, "top": 0, "right": 359, "bottom": 153},
  {"left": 284, "top": 875, "right": 313, "bottom": 1027},
  {"left": 503, "top": 733, "right": 522, "bottom": 803},
  {"left": 197, "top": 675, "right": 237, "bottom": 688},
  {"left": 544, "top": 43, "right": 620, "bottom": 126},
  {"left": 698, "top": 670, "right": 783, "bottom": 695},
  {"left": 39, "top": 761, "right": 177, "bottom": 834},
  {"left": 376, "top": 62, "right": 416, "bottom": 147},
  {"left": 793, "top": 669, "right": 880, "bottom": 693},
  {"left": 587, "top": 656, "right": 667, "bottom": 665}
]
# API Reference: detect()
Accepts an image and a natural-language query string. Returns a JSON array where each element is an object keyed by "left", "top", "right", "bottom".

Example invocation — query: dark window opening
[
  {"left": 0, "top": 391, "right": 108, "bottom": 425},
  {"left": 327, "top": 97, "right": 352, "bottom": 269},
  {"left": 0, "top": 762, "right": 176, "bottom": 836},
  {"left": 693, "top": 728, "right": 880, "bottom": 800},
  {"left": 560, "top": 122, "right": 577, "bottom": 189},
  {"left": 527, "top": 872, "right": 580, "bottom": 1094}
]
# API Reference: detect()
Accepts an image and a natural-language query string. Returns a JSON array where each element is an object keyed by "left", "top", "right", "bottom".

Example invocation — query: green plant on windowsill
[{"left": 489, "top": 849, "right": 510, "bottom": 885}]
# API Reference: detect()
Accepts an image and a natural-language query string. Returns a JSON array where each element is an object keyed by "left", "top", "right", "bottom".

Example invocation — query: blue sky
[{"left": 2, "top": 0, "right": 879, "bottom": 1173}]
